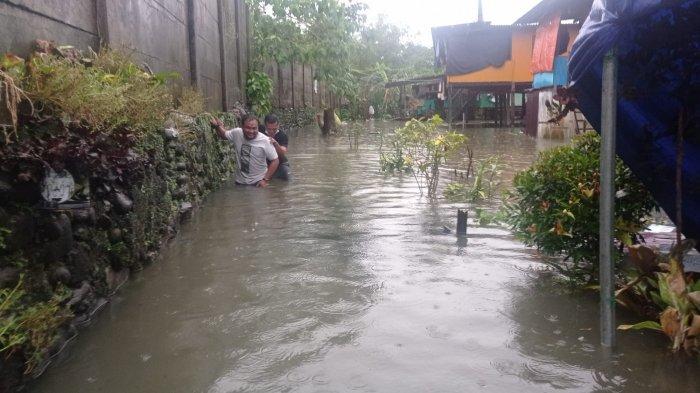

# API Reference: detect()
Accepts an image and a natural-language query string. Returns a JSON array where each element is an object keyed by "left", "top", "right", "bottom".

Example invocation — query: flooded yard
[{"left": 33, "top": 122, "right": 700, "bottom": 392}]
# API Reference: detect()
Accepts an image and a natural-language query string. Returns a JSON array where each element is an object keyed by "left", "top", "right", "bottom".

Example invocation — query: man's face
[
  {"left": 242, "top": 119, "right": 258, "bottom": 140},
  {"left": 265, "top": 121, "right": 279, "bottom": 134}
]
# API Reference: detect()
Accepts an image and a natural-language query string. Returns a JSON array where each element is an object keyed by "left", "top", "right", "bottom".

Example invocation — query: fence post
[
  {"left": 216, "top": 0, "right": 228, "bottom": 110},
  {"left": 186, "top": 0, "right": 198, "bottom": 87}
]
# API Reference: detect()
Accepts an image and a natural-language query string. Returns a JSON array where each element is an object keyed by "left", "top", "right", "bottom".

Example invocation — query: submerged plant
[
  {"left": 380, "top": 115, "right": 468, "bottom": 196},
  {"left": 618, "top": 240, "right": 700, "bottom": 354},
  {"left": 444, "top": 156, "right": 505, "bottom": 203}
]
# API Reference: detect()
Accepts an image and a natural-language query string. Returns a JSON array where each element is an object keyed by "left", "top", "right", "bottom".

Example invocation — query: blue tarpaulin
[
  {"left": 569, "top": 0, "right": 700, "bottom": 245},
  {"left": 533, "top": 55, "right": 570, "bottom": 89}
]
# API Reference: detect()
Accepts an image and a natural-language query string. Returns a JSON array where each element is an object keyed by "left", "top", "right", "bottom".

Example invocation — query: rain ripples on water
[{"left": 33, "top": 123, "right": 700, "bottom": 392}]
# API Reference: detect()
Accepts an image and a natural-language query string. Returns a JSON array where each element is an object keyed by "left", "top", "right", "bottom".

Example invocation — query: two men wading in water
[{"left": 211, "top": 115, "right": 277, "bottom": 187}]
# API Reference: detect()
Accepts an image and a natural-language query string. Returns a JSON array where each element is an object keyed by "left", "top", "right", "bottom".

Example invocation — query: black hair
[
  {"left": 264, "top": 114, "right": 279, "bottom": 124},
  {"left": 240, "top": 114, "right": 259, "bottom": 127}
]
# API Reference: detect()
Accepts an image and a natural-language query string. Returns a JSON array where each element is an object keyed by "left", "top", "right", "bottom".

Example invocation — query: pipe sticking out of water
[
  {"left": 457, "top": 209, "right": 468, "bottom": 237},
  {"left": 600, "top": 48, "right": 617, "bottom": 348}
]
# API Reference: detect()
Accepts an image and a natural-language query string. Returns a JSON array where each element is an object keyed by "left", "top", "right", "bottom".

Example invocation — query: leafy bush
[
  {"left": 504, "top": 132, "right": 658, "bottom": 284},
  {"left": 246, "top": 70, "right": 273, "bottom": 117},
  {"left": 380, "top": 115, "right": 468, "bottom": 196}
]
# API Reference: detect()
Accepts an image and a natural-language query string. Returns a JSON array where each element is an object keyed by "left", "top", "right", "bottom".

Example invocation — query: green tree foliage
[
  {"left": 248, "top": 0, "right": 365, "bottom": 100},
  {"left": 504, "top": 132, "right": 658, "bottom": 284},
  {"left": 245, "top": 70, "right": 273, "bottom": 116},
  {"left": 348, "top": 17, "right": 436, "bottom": 118},
  {"left": 247, "top": 1, "right": 435, "bottom": 118}
]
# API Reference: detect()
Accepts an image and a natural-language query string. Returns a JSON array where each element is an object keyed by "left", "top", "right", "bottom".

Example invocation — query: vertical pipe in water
[{"left": 600, "top": 48, "right": 617, "bottom": 348}]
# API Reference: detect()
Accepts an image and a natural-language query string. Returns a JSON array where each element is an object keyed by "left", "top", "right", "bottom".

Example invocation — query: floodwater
[{"left": 34, "top": 122, "right": 700, "bottom": 392}]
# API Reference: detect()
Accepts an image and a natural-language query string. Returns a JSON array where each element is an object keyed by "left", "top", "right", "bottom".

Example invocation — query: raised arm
[{"left": 210, "top": 117, "right": 228, "bottom": 139}]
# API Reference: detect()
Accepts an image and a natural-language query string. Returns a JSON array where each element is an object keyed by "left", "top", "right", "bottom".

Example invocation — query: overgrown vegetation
[
  {"left": 175, "top": 86, "right": 206, "bottom": 116},
  {"left": 0, "top": 276, "right": 72, "bottom": 374},
  {"left": 504, "top": 132, "right": 658, "bottom": 284},
  {"left": 380, "top": 115, "right": 467, "bottom": 197},
  {"left": 0, "top": 41, "right": 227, "bottom": 379}
]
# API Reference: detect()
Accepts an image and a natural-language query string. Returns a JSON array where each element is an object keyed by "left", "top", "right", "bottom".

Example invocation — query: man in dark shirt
[{"left": 262, "top": 114, "right": 291, "bottom": 180}]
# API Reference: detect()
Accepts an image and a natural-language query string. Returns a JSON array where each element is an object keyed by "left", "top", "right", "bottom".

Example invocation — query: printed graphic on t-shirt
[{"left": 240, "top": 144, "right": 251, "bottom": 174}]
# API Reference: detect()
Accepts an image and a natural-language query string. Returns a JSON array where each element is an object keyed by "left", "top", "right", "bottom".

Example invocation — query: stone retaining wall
[{"left": 0, "top": 114, "right": 237, "bottom": 391}]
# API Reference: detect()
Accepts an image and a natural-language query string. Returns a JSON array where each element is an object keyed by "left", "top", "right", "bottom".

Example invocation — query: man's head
[
  {"left": 264, "top": 114, "right": 279, "bottom": 134},
  {"left": 241, "top": 115, "right": 259, "bottom": 140}
]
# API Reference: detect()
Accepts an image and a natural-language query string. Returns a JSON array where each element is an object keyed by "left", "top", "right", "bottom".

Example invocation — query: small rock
[
  {"left": 163, "top": 127, "right": 179, "bottom": 140},
  {"left": 179, "top": 202, "right": 193, "bottom": 215},
  {"left": 66, "top": 245, "right": 93, "bottom": 285},
  {"left": 175, "top": 162, "right": 187, "bottom": 171},
  {"left": 3, "top": 213, "right": 35, "bottom": 252},
  {"left": 113, "top": 192, "right": 133, "bottom": 212},
  {"left": 97, "top": 214, "right": 112, "bottom": 229},
  {"left": 109, "top": 228, "right": 123, "bottom": 242},
  {"left": 38, "top": 214, "right": 73, "bottom": 261},
  {"left": 103, "top": 200, "right": 112, "bottom": 212},
  {"left": 172, "top": 188, "right": 187, "bottom": 199},
  {"left": 172, "top": 144, "right": 186, "bottom": 154},
  {"left": 0, "top": 267, "right": 20, "bottom": 288},
  {"left": 51, "top": 266, "right": 71, "bottom": 285},
  {"left": 105, "top": 266, "right": 129, "bottom": 292},
  {"left": 45, "top": 213, "right": 71, "bottom": 241},
  {"left": 73, "top": 226, "right": 89, "bottom": 241},
  {"left": 72, "top": 313, "right": 90, "bottom": 326},
  {"left": 0, "top": 176, "right": 12, "bottom": 199},
  {"left": 67, "top": 282, "right": 92, "bottom": 309},
  {"left": 96, "top": 183, "right": 112, "bottom": 195},
  {"left": 71, "top": 207, "right": 96, "bottom": 224}
]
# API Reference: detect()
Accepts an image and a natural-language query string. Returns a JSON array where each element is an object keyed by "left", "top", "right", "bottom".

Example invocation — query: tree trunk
[{"left": 321, "top": 107, "right": 334, "bottom": 135}]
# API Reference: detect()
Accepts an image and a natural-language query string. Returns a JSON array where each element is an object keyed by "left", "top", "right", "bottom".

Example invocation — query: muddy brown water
[{"left": 33, "top": 122, "right": 700, "bottom": 392}]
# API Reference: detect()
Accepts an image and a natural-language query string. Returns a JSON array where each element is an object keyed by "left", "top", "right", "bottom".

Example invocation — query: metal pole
[{"left": 600, "top": 48, "right": 617, "bottom": 348}]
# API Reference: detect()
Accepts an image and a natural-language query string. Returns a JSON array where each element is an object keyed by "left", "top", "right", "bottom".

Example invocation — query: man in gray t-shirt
[{"left": 211, "top": 115, "right": 279, "bottom": 187}]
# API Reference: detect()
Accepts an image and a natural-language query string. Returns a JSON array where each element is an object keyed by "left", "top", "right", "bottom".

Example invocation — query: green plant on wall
[
  {"left": 245, "top": 70, "right": 273, "bottom": 116},
  {"left": 1, "top": 276, "right": 72, "bottom": 374},
  {"left": 504, "top": 131, "right": 658, "bottom": 284}
]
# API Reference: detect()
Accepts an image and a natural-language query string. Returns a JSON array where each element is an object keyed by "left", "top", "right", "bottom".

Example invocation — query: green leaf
[{"left": 618, "top": 321, "right": 663, "bottom": 331}]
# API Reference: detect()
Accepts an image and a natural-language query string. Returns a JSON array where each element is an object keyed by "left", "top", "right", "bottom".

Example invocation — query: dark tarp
[
  {"left": 432, "top": 24, "right": 512, "bottom": 76},
  {"left": 569, "top": 0, "right": 700, "bottom": 244}
]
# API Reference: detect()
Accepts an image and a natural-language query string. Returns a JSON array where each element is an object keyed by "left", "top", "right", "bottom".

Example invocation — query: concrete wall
[
  {"left": 0, "top": 0, "right": 250, "bottom": 110},
  {"left": 263, "top": 59, "right": 327, "bottom": 110}
]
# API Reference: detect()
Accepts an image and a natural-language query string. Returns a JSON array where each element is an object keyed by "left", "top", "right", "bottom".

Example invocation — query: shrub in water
[{"left": 504, "top": 131, "right": 658, "bottom": 284}]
